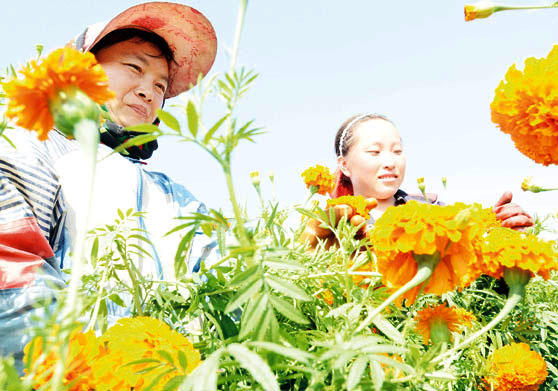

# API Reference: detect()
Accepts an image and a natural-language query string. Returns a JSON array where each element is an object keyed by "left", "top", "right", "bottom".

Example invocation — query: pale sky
[{"left": 2, "top": 1, "right": 557, "bottom": 223}]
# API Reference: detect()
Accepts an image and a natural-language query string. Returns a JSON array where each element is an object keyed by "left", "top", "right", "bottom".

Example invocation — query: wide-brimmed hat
[{"left": 69, "top": 2, "right": 217, "bottom": 98}]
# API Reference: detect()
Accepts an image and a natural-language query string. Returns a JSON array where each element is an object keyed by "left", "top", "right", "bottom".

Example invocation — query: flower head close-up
[
  {"left": 414, "top": 303, "right": 472, "bottom": 344},
  {"left": 2, "top": 46, "right": 114, "bottom": 140},
  {"left": 301, "top": 164, "right": 335, "bottom": 195},
  {"left": 484, "top": 342, "right": 548, "bottom": 391},
  {"left": 491, "top": 45, "right": 558, "bottom": 166}
]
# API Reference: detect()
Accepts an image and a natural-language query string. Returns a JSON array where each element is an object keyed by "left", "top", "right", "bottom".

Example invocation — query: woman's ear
[{"left": 337, "top": 155, "right": 351, "bottom": 178}]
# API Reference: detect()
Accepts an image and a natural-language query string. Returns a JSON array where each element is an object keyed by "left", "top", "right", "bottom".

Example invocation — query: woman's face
[
  {"left": 95, "top": 39, "right": 169, "bottom": 127},
  {"left": 339, "top": 119, "right": 406, "bottom": 201}
]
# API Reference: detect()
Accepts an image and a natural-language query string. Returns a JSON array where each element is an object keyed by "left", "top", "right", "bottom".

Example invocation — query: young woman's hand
[{"left": 493, "top": 191, "right": 534, "bottom": 231}]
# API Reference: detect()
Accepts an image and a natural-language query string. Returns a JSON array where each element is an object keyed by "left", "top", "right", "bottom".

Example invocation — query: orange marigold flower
[
  {"left": 491, "top": 45, "right": 558, "bottom": 166},
  {"left": 327, "top": 195, "right": 376, "bottom": 220},
  {"left": 92, "top": 317, "right": 201, "bottom": 391},
  {"left": 301, "top": 165, "right": 335, "bottom": 195},
  {"left": 414, "top": 303, "right": 471, "bottom": 344},
  {"left": 2, "top": 47, "right": 114, "bottom": 140},
  {"left": 370, "top": 201, "right": 499, "bottom": 305},
  {"left": 23, "top": 327, "right": 98, "bottom": 391},
  {"left": 475, "top": 227, "right": 558, "bottom": 281},
  {"left": 320, "top": 289, "right": 334, "bottom": 305},
  {"left": 454, "top": 307, "right": 476, "bottom": 327},
  {"left": 484, "top": 342, "right": 548, "bottom": 391},
  {"left": 464, "top": 1, "right": 497, "bottom": 21}
]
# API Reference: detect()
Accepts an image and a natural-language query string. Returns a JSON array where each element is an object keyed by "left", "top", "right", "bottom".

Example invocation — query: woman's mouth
[
  {"left": 378, "top": 174, "right": 398, "bottom": 182},
  {"left": 128, "top": 104, "right": 148, "bottom": 118}
]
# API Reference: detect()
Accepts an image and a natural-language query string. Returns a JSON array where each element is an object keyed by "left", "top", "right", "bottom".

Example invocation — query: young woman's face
[
  {"left": 95, "top": 39, "right": 169, "bottom": 127},
  {"left": 339, "top": 119, "right": 406, "bottom": 201}
]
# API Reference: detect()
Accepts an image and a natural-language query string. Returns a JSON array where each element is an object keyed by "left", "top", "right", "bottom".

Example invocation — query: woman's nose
[{"left": 135, "top": 84, "right": 153, "bottom": 102}]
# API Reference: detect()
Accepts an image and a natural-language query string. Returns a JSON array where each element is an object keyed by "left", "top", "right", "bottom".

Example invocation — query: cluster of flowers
[{"left": 23, "top": 317, "right": 201, "bottom": 391}]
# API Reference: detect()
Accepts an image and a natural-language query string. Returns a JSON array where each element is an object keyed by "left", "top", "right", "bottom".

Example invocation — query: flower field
[{"left": 1, "top": 1, "right": 558, "bottom": 391}]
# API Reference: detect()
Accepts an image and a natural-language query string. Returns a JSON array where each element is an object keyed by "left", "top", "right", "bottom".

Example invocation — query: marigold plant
[
  {"left": 475, "top": 227, "right": 558, "bottom": 281},
  {"left": 2, "top": 46, "right": 114, "bottom": 140},
  {"left": 23, "top": 327, "right": 98, "bottom": 391},
  {"left": 301, "top": 164, "right": 335, "bottom": 195},
  {"left": 370, "top": 201, "right": 500, "bottom": 305},
  {"left": 92, "top": 317, "right": 201, "bottom": 391},
  {"left": 484, "top": 342, "right": 548, "bottom": 391},
  {"left": 414, "top": 303, "right": 467, "bottom": 344},
  {"left": 491, "top": 45, "right": 558, "bottom": 166}
]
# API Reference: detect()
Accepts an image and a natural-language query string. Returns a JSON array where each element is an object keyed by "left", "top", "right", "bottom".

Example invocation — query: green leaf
[
  {"left": 228, "top": 264, "right": 260, "bottom": 287},
  {"left": 144, "top": 368, "right": 175, "bottom": 391},
  {"left": 265, "top": 274, "right": 312, "bottom": 302},
  {"left": 111, "top": 134, "right": 159, "bottom": 155},
  {"left": 370, "top": 360, "right": 385, "bottom": 391},
  {"left": 157, "top": 109, "right": 181, "bottom": 132},
  {"left": 163, "top": 375, "right": 185, "bottom": 391},
  {"left": 225, "top": 279, "right": 263, "bottom": 313},
  {"left": 369, "top": 308, "right": 405, "bottom": 345},
  {"left": 122, "top": 358, "right": 162, "bottom": 367},
  {"left": 125, "top": 123, "right": 161, "bottom": 133},
  {"left": 268, "top": 295, "right": 310, "bottom": 325},
  {"left": 186, "top": 101, "right": 198, "bottom": 137},
  {"left": 347, "top": 356, "right": 368, "bottom": 391},
  {"left": 90, "top": 236, "right": 99, "bottom": 268},
  {"left": 203, "top": 114, "right": 229, "bottom": 143},
  {"left": 177, "top": 350, "right": 188, "bottom": 371},
  {"left": 227, "top": 344, "right": 280, "bottom": 391},
  {"left": 247, "top": 341, "right": 313, "bottom": 364},
  {"left": 263, "top": 259, "right": 305, "bottom": 272},
  {"left": 108, "top": 294, "right": 126, "bottom": 307},
  {"left": 179, "top": 349, "right": 222, "bottom": 391},
  {"left": 156, "top": 350, "right": 175, "bottom": 366},
  {"left": 239, "top": 293, "right": 269, "bottom": 340}
]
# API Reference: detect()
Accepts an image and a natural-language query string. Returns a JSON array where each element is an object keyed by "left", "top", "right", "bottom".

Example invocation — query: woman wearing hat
[{"left": 0, "top": 2, "right": 217, "bottom": 370}]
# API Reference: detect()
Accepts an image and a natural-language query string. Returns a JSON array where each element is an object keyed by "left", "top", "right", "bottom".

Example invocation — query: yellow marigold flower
[
  {"left": 23, "top": 327, "right": 98, "bottom": 391},
  {"left": 484, "top": 342, "right": 548, "bottom": 391},
  {"left": 326, "top": 195, "right": 376, "bottom": 220},
  {"left": 476, "top": 227, "right": 558, "bottom": 281},
  {"left": 454, "top": 307, "right": 477, "bottom": 327},
  {"left": 370, "top": 201, "right": 500, "bottom": 305},
  {"left": 250, "top": 170, "right": 261, "bottom": 186},
  {"left": 414, "top": 303, "right": 469, "bottom": 344},
  {"left": 320, "top": 289, "right": 334, "bottom": 305},
  {"left": 464, "top": 1, "right": 497, "bottom": 21},
  {"left": 93, "top": 317, "right": 201, "bottom": 391},
  {"left": 491, "top": 45, "right": 558, "bottom": 166},
  {"left": 2, "top": 47, "right": 114, "bottom": 140},
  {"left": 301, "top": 164, "right": 335, "bottom": 195}
]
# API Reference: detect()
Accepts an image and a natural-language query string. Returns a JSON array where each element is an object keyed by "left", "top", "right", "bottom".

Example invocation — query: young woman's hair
[
  {"left": 90, "top": 28, "right": 175, "bottom": 65},
  {"left": 334, "top": 113, "right": 394, "bottom": 157},
  {"left": 331, "top": 113, "right": 395, "bottom": 197}
]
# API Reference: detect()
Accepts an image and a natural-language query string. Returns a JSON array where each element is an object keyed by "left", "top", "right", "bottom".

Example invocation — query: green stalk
[
  {"left": 86, "top": 265, "right": 109, "bottom": 331},
  {"left": 224, "top": 162, "right": 251, "bottom": 251},
  {"left": 496, "top": 4, "right": 558, "bottom": 11},
  {"left": 51, "top": 118, "right": 99, "bottom": 391},
  {"left": 229, "top": 0, "right": 248, "bottom": 70},
  {"left": 354, "top": 252, "right": 440, "bottom": 334},
  {"left": 122, "top": 252, "right": 144, "bottom": 316},
  {"left": 433, "top": 282, "right": 524, "bottom": 364}
]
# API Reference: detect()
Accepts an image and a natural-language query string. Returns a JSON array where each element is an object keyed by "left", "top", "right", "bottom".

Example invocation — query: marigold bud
[
  {"left": 464, "top": 1, "right": 497, "bottom": 21},
  {"left": 50, "top": 87, "right": 100, "bottom": 138}
]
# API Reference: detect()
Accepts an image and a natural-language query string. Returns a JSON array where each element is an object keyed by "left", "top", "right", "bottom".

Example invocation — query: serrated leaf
[
  {"left": 186, "top": 101, "right": 198, "bottom": 137},
  {"left": 157, "top": 109, "right": 180, "bottom": 132},
  {"left": 224, "top": 279, "right": 263, "bottom": 313},
  {"left": 179, "top": 349, "right": 222, "bottom": 391},
  {"left": 204, "top": 114, "right": 229, "bottom": 143},
  {"left": 263, "top": 259, "right": 305, "bottom": 272},
  {"left": 369, "top": 308, "right": 405, "bottom": 345},
  {"left": 227, "top": 344, "right": 280, "bottom": 391},
  {"left": 228, "top": 264, "right": 260, "bottom": 287},
  {"left": 239, "top": 293, "right": 268, "bottom": 339},
  {"left": 108, "top": 294, "right": 126, "bottom": 307},
  {"left": 90, "top": 236, "right": 99, "bottom": 268},
  {"left": 265, "top": 274, "right": 311, "bottom": 302},
  {"left": 248, "top": 341, "right": 313, "bottom": 364},
  {"left": 268, "top": 295, "right": 309, "bottom": 324},
  {"left": 156, "top": 350, "right": 175, "bottom": 366},
  {"left": 125, "top": 123, "right": 161, "bottom": 133},
  {"left": 347, "top": 355, "right": 368, "bottom": 391},
  {"left": 370, "top": 360, "right": 385, "bottom": 391},
  {"left": 163, "top": 375, "right": 185, "bottom": 391}
]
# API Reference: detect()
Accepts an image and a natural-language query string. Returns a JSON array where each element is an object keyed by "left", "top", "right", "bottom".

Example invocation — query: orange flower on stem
[
  {"left": 491, "top": 45, "right": 558, "bottom": 166},
  {"left": 483, "top": 343, "right": 548, "bottom": 391},
  {"left": 464, "top": 1, "right": 498, "bottom": 21},
  {"left": 2, "top": 46, "right": 114, "bottom": 139},
  {"left": 301, "top": 165, "right": 335, "bottom": 195},
  {"left": 414, "top": 303, "right": 474, "bottom": 344},
  {"left": 327, "top": 195, "right": 377, "bottom": 220}
]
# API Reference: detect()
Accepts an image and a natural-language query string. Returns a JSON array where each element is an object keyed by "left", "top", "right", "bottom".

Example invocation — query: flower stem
[
  {"left": 230, "top": 0, "right": 248, "bottom": 70},
  {"left": 496, "top": 4, "right": 558, "bottom": 11},
  {"left": 86, "top": 266, "right": 109, "bottom": 331},
  {"left": 433, "top": 282, "right": 525, "bottom": 364},
  {"left": 354, "top": 253, "right": 439, "bottom": 334}
]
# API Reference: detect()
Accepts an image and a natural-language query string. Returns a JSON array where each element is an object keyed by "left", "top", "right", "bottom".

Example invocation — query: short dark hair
[{"left": 90, "top": 28, "right": 175, "bottom": 65}]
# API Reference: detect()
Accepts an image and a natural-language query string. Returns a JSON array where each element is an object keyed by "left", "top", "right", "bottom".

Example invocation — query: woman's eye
[
  {"left": 156, "top": 83, "right": 167, "bottom": 93},
  {"left": 368, "top": 151, "right": 380, "bottom": 155},
  {"left": 125, "top": 63, "right": 141, "bottom": 72},
  {"left": 394, "top": 149, "right": 403, "bottom": 155}
]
